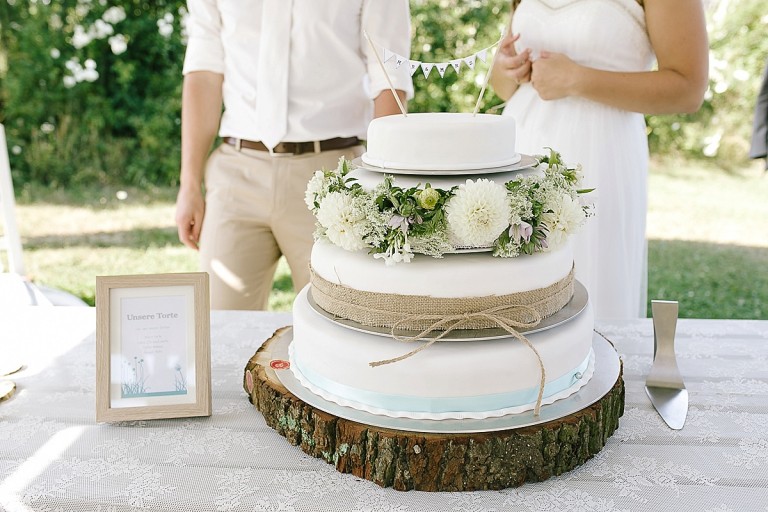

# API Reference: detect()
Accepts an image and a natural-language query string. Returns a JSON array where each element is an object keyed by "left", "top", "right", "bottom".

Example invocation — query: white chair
[{"left": 0, "top": 123, "right": 87, "bottom": 307}]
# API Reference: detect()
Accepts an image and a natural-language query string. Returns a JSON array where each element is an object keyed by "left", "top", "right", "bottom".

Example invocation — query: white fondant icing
[
  {"left": 311, "top": 238, "right": 574, "bottom": 298},
  {"left": 362, "top": 113, "right": 518, "bottom": 171},
  {"left": 291, "top": 286, "right": 594, "bottom": 419}
]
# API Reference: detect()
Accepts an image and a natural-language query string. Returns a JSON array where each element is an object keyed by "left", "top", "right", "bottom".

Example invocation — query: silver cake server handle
[{"left": 645, "top": 300, "right": 688, "bottom": 430}]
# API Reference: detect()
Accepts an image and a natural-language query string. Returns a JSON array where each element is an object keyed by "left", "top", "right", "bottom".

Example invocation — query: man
[
  {"left": 176, "top": 0, "right": 413, "bottom": 310},
  {"left": 750, "top": 58, "right": 768, "bottom": 171}
]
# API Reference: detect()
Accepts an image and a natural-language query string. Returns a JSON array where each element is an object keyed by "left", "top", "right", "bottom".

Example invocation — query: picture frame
[{"left": 95, "top": 273, "right": 211, "bottom": 422}]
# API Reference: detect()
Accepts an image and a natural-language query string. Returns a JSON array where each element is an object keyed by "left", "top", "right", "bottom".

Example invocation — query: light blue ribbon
[{"left": 292, "top": 350, "right": 591, "bottom": 414}]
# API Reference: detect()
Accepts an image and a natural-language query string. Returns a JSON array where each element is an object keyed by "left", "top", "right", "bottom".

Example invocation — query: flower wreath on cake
[{"left": 305, "top": 148, "right": 593, "bottom": 266}]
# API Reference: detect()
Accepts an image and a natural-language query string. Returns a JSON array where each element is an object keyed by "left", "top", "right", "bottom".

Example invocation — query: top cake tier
[{"left": 361, "top": 112, "right": 520, "bottom": 172}]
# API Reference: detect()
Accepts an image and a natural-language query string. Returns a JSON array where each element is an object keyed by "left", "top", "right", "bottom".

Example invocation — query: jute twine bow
[
  {"left": 309, "top": 266, "right": 575, "bottom": 416},
  {"left": 372, "top": 304, "right": 548, "bottom": 415}
]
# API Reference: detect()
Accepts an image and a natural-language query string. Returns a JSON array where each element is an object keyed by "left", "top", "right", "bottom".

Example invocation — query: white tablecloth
[{"left": 1, "top": 307, "right": 767, "bottom": 511}]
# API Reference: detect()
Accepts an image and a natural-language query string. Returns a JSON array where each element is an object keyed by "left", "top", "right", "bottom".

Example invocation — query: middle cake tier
[
  {"left": 309, "top": 239, "right": 576, "bottom": 330},
  {"left": 291, "top": 285, "right": 594, "bottom": 420}
]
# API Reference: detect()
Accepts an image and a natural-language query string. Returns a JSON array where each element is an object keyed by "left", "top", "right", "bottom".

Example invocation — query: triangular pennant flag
[
  {"left": 464, "top": 55, "right": 476, "bottom": 70},
  {"left": 383, "top": 48, "right": 395, "bottom": 63},
  {"left": 436, "top": 63, "right": 449, "bottom": 78},
  {"left": 450, "top": 59, "right": 462, "bottom": 74},
  {"left": 421, "top": 63, "right": 434, "bottom": 78},
  {"left": 476, "top": 48, "right": 488, "bottom": 63},
  {"left": 394, "top": 55, "right": 406, "bottom": 69},
  {"left": 409, "top": 60, "right": 421, "bottom": 76}
]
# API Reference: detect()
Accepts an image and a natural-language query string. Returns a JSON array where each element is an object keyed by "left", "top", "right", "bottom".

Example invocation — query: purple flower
[
  {"left": 509, "top": 221, "right": 533, "bottom": 243},
  {"left": 388, "top": 214, "right": 409, "bottom": 233}
]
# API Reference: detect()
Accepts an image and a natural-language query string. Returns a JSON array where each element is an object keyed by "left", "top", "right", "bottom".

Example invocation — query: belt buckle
[
  {"left": 268, "top": 143, "right": 293, "bottom": 157},
  {"left": 268, "top": 142, "right": 302, "bottom": 158},
  {"left": 289, "top": 142, "right": 318, "bottom": 156}
]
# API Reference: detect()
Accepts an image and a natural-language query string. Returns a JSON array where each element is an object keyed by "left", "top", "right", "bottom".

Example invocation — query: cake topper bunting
[{"left": 370, "top": 28, "right": 507, "bottom": 116}]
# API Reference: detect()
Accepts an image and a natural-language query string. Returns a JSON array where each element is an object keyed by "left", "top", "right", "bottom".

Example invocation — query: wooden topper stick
[
  {"left": 473, "top": 30, "right": 507, "bottom": 116},
  {"left": 363, "top": 30, "right": 408, "bottom": 117}
]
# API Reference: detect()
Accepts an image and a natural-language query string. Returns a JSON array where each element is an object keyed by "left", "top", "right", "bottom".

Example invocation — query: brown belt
[{"left": 223, "top": 136, "right": 360, "bottom": 156}]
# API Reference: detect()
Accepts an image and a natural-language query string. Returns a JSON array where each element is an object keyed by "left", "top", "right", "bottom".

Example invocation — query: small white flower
[
  {"left": 102, "top": 6, "right": 127, "bottom": 24},
  {"left": 72, "top": 25, "right": 92, "bottom": 49},
  {"left": 93, "top": 19, "right": 114, "bottom": 39},
  {"left": 445, "top": 179, "right": 511, "bottom": 247},
  {"left": 50, "top": 48, "right": 61, "bottom": 59},
  {"left": 63, "top": 75, "right": 77, "bottom": 88},
  {"left": 109, "top": 34, "right": 127, "bottom": 55},
  {"left": 81, "top": 68, "right": 99, "bottom": 82},
  {"left": 373, "top": 239, "right": 413, "bottom": 265},
  {"left": 158, "top": 20, "right": 173, "bottom": 38},
  {"left": 316, "top": 192, "right": 367, "bottom": 251}
]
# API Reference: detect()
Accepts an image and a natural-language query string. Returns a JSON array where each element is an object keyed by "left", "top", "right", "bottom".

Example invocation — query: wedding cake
[{"left": 289, "top": 112, "right": 596, "bottom": 420}]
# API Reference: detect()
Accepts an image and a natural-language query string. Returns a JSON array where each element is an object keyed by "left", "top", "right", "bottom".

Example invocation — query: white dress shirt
[{"left": 183, "top": 0, "right": 414, "bottom": 143}]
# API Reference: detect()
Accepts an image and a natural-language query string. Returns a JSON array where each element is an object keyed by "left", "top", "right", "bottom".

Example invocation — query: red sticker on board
[
  {"left": 270, "top": 359, "right": 290, "bottom": 370},
  {"left": 245, "top": 370, "right": 254, "bottom": 393}
]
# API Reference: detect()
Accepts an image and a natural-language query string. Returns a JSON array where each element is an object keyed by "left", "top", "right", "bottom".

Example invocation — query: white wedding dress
[{"left": 503, "top": 0, "right": 654, "bottom": 319}]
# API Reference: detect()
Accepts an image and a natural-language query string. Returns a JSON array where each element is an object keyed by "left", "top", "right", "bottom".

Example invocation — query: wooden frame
[{"left": 95, "top": 273, "right": 211, "bottom": 422}]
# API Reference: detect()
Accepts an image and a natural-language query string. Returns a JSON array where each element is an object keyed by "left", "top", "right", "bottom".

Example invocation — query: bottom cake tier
[{"left": 290, "top": 286, "right": 595, "bottom": 420}]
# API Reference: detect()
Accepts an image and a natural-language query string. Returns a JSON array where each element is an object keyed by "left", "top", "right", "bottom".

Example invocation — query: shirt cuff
[{"left": 182, "top": 37, "right": 225, "bottom": 75}]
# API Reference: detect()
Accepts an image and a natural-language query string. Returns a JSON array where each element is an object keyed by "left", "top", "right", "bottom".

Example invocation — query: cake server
[{"left": 645, "top": 300, "right": 688, "bottom": 430}]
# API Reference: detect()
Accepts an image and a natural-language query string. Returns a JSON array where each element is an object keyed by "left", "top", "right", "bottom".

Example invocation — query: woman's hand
[
  {"left": 490, "top": 33, "right": 532, "bottom": 100},
  {"left": 498, "top": 33, "right": 532, "bottom": 84},
  {"left": 530, "top": 51, "right": 583, "bottom": 101}
]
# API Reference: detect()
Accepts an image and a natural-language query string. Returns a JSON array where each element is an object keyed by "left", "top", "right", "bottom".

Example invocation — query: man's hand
[{"left": 175, "top": 186, "right": 205, "bottom": 250}]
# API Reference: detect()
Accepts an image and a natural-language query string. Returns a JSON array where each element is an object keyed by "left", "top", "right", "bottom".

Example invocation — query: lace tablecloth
[{"left": 1, "top": 307, "right": 767, "bottom": 511}]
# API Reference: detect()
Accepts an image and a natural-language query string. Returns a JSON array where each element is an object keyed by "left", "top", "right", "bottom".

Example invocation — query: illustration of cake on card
[{"left": 243, "top": 31, "right": 624, "bottom": 492}]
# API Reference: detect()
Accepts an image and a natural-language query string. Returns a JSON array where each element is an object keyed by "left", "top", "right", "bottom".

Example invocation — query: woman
[{"left": 491, "top": 0, "right": 708, "bottom": 319}]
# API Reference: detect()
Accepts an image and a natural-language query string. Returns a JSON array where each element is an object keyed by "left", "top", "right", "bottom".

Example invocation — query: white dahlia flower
[
  {"left": 445, "top": 179, "right": 511, "bottom": 247},
  {"left": 316, "top": 192, "right": 368, "bottom": 251},
  {"left": 304, "top": 170, "right": 326, "bottom": 210},
  {"left": 541, "top": 193, "right": 586, "bottom": 249}
]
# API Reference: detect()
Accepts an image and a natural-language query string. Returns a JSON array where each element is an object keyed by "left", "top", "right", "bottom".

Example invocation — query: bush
[
  {"left": 0, "top": 0, "right": 766, "bottom": 188},
  {"left": 0, "top": 0, "right": 186, "bottom": 187}
]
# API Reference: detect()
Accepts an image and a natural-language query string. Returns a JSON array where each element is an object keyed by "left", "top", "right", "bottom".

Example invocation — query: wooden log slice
[{"left": 244, "top": 326, "right": 625, "bottom": 492}]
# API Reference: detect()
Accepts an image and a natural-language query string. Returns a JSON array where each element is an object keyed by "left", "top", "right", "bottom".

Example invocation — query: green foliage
[
  {"left": 1, "top": 0, "right": 186, "bottom": 187},
  {"left": 0, "top": 0, "right": 766, "bottom": 187},
  {"left": 409, "top": 0, "right": 508, "bottom": 114},
  {"left": 647, "top": 0, "right": 768, "bottom": 166}
]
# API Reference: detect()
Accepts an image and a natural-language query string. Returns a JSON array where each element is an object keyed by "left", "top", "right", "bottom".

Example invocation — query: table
[{"left": 1, "top": 307, "right": 767, "bottom": 511}]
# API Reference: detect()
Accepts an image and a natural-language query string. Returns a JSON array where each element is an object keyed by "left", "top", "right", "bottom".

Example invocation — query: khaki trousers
[{"left": 200, "top": 142, "right": 364, "bottom": 310}]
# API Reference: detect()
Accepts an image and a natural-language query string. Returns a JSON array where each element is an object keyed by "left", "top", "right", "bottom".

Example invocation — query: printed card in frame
[{"left": 95, "top": 273, "right": 211, "bottom": 422}]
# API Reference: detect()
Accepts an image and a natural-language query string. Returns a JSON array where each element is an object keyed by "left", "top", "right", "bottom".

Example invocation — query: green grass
[
  {"left": 645, "top": 157, "right": 768, "bottom": 319},
  {"left": 648, "top": 240, "right": 767, "bottom": 319},
  {"left": 3, "top": 158, "right": 767, "bottom": 318}
]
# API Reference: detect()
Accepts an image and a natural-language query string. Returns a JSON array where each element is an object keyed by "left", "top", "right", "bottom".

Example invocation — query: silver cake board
[
  {"left": 269, "top": 329, "right": 621, "bottom": 434},
  {"left": 351, "top": 153, "right": 539, "bottom": 176}
]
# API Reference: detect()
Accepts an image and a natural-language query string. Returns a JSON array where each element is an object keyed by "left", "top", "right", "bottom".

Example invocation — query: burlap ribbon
[{"left": 309, "top": 266, "right": 575, "bottom": 416}]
